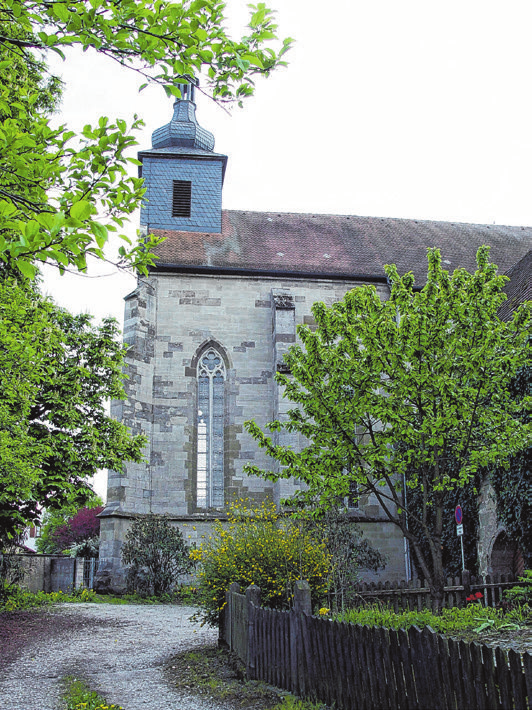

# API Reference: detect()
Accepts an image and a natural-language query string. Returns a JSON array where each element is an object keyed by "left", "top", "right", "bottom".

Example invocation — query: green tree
[
  {"left": 0, "top": 277, "right": 146, "bottom": 541},
  {"left": 0, "top": 0, "right": 292, "bottom": 276},
  {"left": 36, "top": 499, "right": 103, "bottom": 554},
  {"left": 121, "top": 514, "right": 193, "bottom": 596},
  {"left": 490, "top": 356, "right": 532, "bottom": 564},
  {"left": 244, "top": 248, "right": 532, "bottom": 605}
]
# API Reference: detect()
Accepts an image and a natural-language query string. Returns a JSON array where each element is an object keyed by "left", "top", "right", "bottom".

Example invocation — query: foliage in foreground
[
  {"left": 0, "top": 0, "right": 292, "bottom": 277},
  {"left": 334, "top": 602, "right": 531, "bottom": 634},
  {"left": 121, "top": 513, "right": 193, "bottom": 596},
  {"left": 0, "top": 278, "right": 146, "bottom": 542},
  {"left": 191, "top": 500, "right": 330, "bottom": 626},
  {"left": 62, "top": 676, "right": 122, "bottom": 710},
  {"left": 245, "top": 247, "right": 532, "bottom": 601}
]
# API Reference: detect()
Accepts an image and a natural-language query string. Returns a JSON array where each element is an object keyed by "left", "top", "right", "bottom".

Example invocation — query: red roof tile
[
  {"left": 499, "top": 249, "right": 532, "bottom": 321},
  {"left": 151, "top": 210, "right": 532, "bottom": 286}
]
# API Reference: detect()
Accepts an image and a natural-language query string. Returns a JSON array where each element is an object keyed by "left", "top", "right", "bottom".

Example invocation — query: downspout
[{"left": 386, "top": 274, "right": 412, "bottom": 582}]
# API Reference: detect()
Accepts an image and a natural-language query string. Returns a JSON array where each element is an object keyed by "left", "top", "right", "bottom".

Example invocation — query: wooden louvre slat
[{"left": 172, "top": 180, "right": 191, "bottom": 217}]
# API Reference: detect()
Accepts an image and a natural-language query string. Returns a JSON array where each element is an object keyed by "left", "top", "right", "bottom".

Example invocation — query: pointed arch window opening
[{"left": 197, "top": 348, "right": 225, "bottom": 508}]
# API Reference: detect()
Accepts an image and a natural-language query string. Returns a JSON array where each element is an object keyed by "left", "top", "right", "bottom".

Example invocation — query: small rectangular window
[{"left": 172, "top": 180, "right": 192, "bottom": 217}]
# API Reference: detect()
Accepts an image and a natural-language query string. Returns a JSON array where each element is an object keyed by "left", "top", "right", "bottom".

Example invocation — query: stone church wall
[{"left": 97, "top": 272, "right": 407, "bottom": 589}]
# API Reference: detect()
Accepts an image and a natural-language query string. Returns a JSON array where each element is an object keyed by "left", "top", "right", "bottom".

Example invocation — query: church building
[{"left": 96, "top": 84, "right": 532, "bottom": 592}]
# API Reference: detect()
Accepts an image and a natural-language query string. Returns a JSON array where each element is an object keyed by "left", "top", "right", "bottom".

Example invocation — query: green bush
[
  {"left": 121, "top": 514, "right": 193, "bottom": 597},
  {"left": 504, "top": 569, "right": 532, "bottom": 606},
  {"left": 334, "top": 603, "right": 514, "bottom": 634},
  {"left": 192, "top": 500, "right": 330, "bottom": 626}
]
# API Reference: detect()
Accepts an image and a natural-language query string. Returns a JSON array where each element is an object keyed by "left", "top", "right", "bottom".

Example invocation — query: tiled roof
[
  {"left": 151, "top": 210, "right": 532, "bottom": 286},
  {"left": 498, "top": 249, "right": 532, "bottom": 321}
]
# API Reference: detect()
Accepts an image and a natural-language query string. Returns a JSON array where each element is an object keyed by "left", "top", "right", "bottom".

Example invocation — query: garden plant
[
  {"left": 121, "top": 513, "right": 193, "bottom": 597},
  {"left": 191, "top": 499, "right": 330, "bottom": 626}
]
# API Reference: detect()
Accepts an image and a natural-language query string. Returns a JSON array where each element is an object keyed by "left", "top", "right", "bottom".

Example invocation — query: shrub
[
  {"left": 334, "top": 603, "right": 509, "bottom": 633},
  {"left": 121, "top": 514, "right": 193, "bottom": 597},
  {"left": 302, "top": 508, "right": 386, "bottom": 612},
  {"left": 504, "top": 569, "right": 532, "bottom": 606},
  {"left": 192, "top": 500, "right": 330, "bottom": 626}
]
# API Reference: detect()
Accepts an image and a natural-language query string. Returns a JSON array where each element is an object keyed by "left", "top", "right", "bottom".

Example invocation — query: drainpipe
[{"left": 386, "top": 275, "right": 412, "bottom": 582}]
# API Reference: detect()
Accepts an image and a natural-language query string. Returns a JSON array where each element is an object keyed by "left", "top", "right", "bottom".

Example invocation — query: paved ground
[{"left": 0, "top": 603, "right": 233, "bottom": 710}]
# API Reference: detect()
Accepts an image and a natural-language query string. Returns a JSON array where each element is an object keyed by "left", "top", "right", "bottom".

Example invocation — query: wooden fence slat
[
  {"left": 408, "top": 626, "right": 432, "bottom": 709},
  {"left": 361, "top": 625, "right": 380, "bottom": 708},
  {"left": 378, "top": 626, "right": 397, "bottom": 710},
  {"left": 435, "top": 634, "right": 456, "bottom": 710},
  {"left": 347, "top": 624, "right": 365, "bottom": 710},
  {"left": 331, "top": 620, "right": 348, "bottom": 710},
  {"left": 508, "top": 648, "right": 527, "bottom": 710},
  {"left": 448, "top": 636, "right": 467, "bottom": 710},
  {"left": 458, "top": 640, "right": 477, "bottom": 710},
  {"left": 469, "top": 642, "right": 488, "bottom": 710},
  {"left": 354, "top": 624, "right": 371, "bottom": 710},
  {"left": 340, "top": 621, "right": 356, "bottom": 710},
  {"left": 495, "top": 646, "right": 513, "bottom": 710},
  {"left": 523, "top": 653, "right": 532, "bottom": 710},
  {"left": 388, "top": 627, "right": 408, "bottom": 710},
  {"left": 420, "top": 626, "right": 445, "bottom": 710},
  {"left": 367, "top": 625, "right": 387, "bottom": 710},
  {"left": 480, "top": 642, "right": 501, "bottom": 710},
  {"left": 398, "top": 627, "right": 419, "bottom": 710}
]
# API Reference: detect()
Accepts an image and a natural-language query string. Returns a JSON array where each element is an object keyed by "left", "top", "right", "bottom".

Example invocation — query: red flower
[{"left": 475, "top": 592, "right": 483, "bottom": 599}]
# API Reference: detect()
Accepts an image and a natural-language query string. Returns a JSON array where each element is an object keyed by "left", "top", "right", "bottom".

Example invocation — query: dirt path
[{"left": 0, "top": 603, "right": 233, "bottom": 710}]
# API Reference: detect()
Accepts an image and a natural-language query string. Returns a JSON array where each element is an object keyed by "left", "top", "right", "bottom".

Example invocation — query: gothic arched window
[{"left": 197, "top": 347, "right": 225, "bottom": 508}]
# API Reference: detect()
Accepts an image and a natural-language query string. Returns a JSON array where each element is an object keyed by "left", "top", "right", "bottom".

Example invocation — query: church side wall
[{"left": 98, "top": 272, "right": 407, "bottom": 590}]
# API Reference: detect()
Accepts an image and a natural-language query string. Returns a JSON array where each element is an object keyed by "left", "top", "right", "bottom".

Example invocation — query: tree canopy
[
  {"left": 0, "top": 277, "right": 147, "bottom": 541},
  {"left": 0, "top": 0, "right": 292, "bottom": 277},
  {"left": 244, "top": 247, "right": 532, "bottom": 599}
]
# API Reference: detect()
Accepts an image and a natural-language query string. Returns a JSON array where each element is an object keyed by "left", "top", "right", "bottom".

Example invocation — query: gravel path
[{"left": 0, "top": 603, "right": 233, "bottom": 710}]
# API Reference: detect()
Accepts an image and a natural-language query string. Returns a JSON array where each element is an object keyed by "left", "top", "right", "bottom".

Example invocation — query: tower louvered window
[
  {"left": 172, "top": 180, "right": 192, "bottom": 217},
  {"left": 197, "top": 348, "right": 225, "bottom": 508}
]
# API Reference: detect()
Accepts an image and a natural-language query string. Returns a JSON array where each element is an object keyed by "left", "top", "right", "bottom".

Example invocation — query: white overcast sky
[{"left": 39, "top": 0, "right": 532, "bottom": 497}]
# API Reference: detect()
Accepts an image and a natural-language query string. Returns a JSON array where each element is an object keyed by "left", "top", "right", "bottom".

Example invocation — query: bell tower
[{"left": 138, "top": 80, "right": 227, "bottom": 233}]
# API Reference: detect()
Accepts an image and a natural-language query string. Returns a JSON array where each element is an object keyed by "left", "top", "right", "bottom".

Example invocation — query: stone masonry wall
[{"left": 97, "top": 272, "right": 408, "bottom": 589}]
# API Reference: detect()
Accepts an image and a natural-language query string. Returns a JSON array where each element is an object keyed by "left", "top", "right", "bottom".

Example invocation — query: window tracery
[{"left": 197, "top": 347, "right": 225, "bottom": 508}]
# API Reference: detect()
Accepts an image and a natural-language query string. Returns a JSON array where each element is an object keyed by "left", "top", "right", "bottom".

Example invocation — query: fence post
[
  {"left": 291, "top": 580, "right": 312, "bottom": 697},
  {"left": 462, "top": 569, "right": 471, "bottom": 607},
  {"left": 246, "top": 584, "right": 261, "bottom": 680},
  {"left": 225, "top": 582, "right": 241, "bottom": 651}
]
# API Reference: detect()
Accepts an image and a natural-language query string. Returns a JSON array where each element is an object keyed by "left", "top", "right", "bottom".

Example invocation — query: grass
[
  {"left": 62, "top": 676, "right": 123, "bottom": 710},
  {"left": 0, "top": 583, "right": 198, "bottom": 612}
]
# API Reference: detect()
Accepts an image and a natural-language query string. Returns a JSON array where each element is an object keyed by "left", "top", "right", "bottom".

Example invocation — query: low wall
[{"left": 2, "top": 554, "right": 87, "bottom": 593}]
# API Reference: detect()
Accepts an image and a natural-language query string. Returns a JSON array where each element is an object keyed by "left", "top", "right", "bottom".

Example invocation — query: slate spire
[{"left": 151, "top": 81, "right": 215, "bottom": 152}]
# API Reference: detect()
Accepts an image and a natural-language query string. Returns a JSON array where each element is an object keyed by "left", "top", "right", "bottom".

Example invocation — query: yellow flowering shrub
[{"left": 191, "top": 500, "right": 330, "bottom": 626}]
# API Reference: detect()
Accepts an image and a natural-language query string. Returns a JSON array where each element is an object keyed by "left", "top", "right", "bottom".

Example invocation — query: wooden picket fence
[
  {"left": 222, "top": 581, "right": 532, "bottom": 709},
  {"left": 353, "top": 571, "right": 517, "bottom": 612}
]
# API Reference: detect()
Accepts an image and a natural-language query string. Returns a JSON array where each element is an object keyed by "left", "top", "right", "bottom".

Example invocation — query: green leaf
[{"left": 70, "top": 200, "right": 93, "bottom": 221}]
